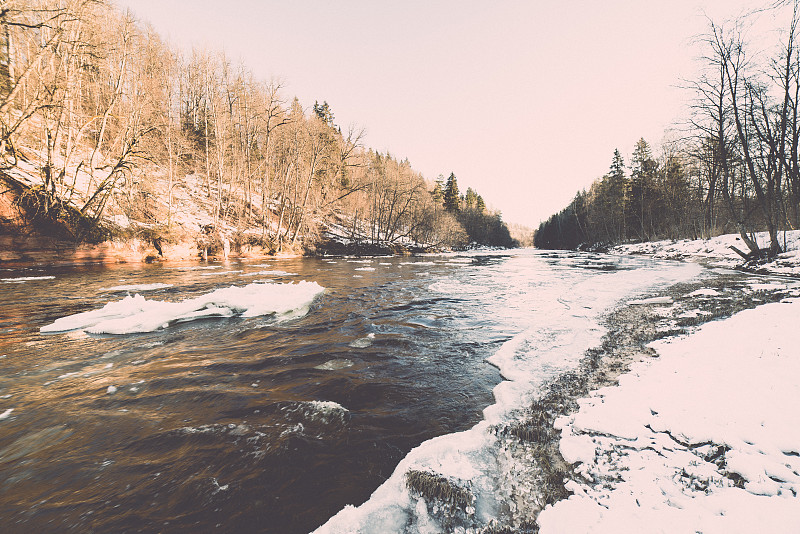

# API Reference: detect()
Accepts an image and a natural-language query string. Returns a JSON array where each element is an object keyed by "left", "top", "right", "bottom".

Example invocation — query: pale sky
[{"left": 116, "top": 0, "right": 778, "bottom": 228}]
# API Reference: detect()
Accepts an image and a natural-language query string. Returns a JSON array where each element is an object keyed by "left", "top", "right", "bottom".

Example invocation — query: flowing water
[{"left": 0, "top": 250, "right": 699, "bottom": 533}]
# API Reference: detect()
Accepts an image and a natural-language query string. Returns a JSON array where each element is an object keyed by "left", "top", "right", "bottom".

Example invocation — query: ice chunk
[
  {"left": 560, "top": 434, "right": 596, "bottom": 465},
  {"left": 41, "top": 281, "right": 325, "bottom": 335},
  {"left": 348, "top": 333, "right": 375, "bottom": 348}
]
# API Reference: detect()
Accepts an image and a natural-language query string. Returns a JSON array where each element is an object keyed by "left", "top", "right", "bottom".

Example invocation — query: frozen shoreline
[
  {"left": 611, "top": 229, "right": 800, "bottom": 278},
  {"left": 536, "top": 235, "right": 800, "bottom": 534}
]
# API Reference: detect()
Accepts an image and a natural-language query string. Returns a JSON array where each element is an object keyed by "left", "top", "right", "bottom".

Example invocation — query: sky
[{"left": 115, "top": 0, "right": 782, "bottom": 228}]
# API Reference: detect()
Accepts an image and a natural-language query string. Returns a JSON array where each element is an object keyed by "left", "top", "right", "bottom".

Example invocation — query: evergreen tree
[
  {"left": 476, "top": 195, "right": 486, "bottom": 212},
  {"left": 629, "top": 138, "right": 658, "bottom": 240},
  {"left": 610, "top": 148, "right": 626, "bottom": 179},
  {"left": 464, "top": 187, "right": 478, "bottom": 208},
  {"left": 313, "top": 100, "right": 335, "bottom": 126},
  {"left": 444, "top": 172, "right": 460, "bottom": 211},
  {"left": 432, "top": 181, "right": 444, "bottom": 204},
  {"left": 606, "top": 148, "right": 629, "bottom": 240}
]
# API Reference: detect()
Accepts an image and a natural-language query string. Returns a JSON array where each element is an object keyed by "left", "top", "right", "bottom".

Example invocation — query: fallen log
[{"left": 728, "top": 245, "right": 750, "bottom": 260}]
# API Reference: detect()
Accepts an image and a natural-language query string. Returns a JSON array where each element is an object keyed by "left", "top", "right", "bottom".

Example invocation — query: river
[{"left": 0, "top": 250, "right": 701, "bottom": 533}]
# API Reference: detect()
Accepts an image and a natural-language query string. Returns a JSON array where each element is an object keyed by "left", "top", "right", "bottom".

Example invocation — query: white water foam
[{"left": 41, "top": 281, "right": 325, "bottom": 335}]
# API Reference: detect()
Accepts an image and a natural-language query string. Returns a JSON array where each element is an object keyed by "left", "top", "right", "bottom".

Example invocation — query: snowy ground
[
  {"left": 539, "top": 297, "right": 800, "bottom": 533},
  {"left": 612, "top": 230, "right": 800, "bottom": 277},
  {"left": 537, "top": 235, "right": 800, "bottom": 534}
]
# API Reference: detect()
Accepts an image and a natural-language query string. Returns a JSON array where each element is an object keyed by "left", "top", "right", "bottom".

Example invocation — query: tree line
[
  {"left": 0, "top": 0, "right": 515, "bottom": 251},
  {"left": 536, "top": 1, "right": 800, "bottom": 259}
]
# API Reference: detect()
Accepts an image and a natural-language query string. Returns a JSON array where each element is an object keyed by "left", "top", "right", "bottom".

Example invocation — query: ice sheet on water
[
  {"left": 200, "top": 270, "right": 242, "bottom": 276},
  {"left": 103, "top": 283, "right": 173, "bottom": 291},
  {"left": 2, "top": 275, "right": 56, "bottom": 283},
  {"left": 40, "top": 281, "right": 325, "bottom": 335},
  {"left": 241, "top": 270, "right": 297, "bottom": 276}
]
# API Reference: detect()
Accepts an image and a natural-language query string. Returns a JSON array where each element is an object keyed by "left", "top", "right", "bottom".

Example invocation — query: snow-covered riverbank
[
  {"left": 536, "top": 234, "right": 800, "bottom": 534},
  {"left": 540, "top": 296, "right": 800, "bottom": 533},
  {"left": 612, "top": 230, "right": 800, "bottom": 277}
]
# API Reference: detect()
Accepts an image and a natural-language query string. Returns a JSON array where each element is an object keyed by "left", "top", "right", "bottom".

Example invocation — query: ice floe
[
  {"left": 40, "top": 281, "right": 324, "bottom": 335},
  {"left": 348, "top": 333, "right": 375, "bottom": 348},
  {"left": 241, "top": 269, "right": 297, "bottom": 276}
]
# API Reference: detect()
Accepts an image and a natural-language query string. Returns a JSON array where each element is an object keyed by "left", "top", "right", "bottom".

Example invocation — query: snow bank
[
  {"left": 539, "top": 299, "right": 800, "bottom": 534},
  {"left": 613, "top": 230, "right": 800, "bottom": 276},
  {"left": 40, "top": 281, "right": 324, "bottom": 334}
]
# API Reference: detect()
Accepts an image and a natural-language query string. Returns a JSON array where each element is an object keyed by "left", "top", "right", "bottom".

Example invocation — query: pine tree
[
  {"left": 607, "top": 148, "right": 629, "bottom": 240},
  {"left": 432, "top": 174, "right": 445, "bottom": 204},
  {"left": 464, "top": 187, "right": 478, "bottom": 208},
  {"left": 312, "top": 100, "right": 335, "bottom": 126},
  {"left": 444, "top": 172, "right": 460, "bottom": 211},
  {"left": 629, "top": 138, "right": 658, "bottom": 240}
]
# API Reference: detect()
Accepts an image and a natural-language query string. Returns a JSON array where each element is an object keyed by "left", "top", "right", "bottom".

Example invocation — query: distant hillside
[{"left": 0, "top": 0, "right": 515, "bottom": 262}]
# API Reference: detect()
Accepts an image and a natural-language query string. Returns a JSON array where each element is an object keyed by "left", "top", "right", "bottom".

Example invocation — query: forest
[
  {"left": 535, "top": 2, "right": 800, "bottom": 260},
  {"left": 0, "top": 0, "right": 517, "bottom": 256}
]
